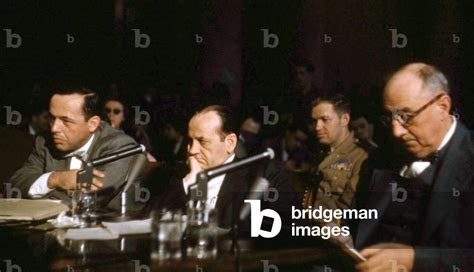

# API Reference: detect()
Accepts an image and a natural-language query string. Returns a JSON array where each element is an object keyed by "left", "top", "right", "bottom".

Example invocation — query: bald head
[{"left": 385, "top": 63, "right": 449, "bottom": 99}]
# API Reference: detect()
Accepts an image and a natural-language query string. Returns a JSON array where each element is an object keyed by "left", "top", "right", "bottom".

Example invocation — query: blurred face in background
[
  {"left": 350, "top": 116, "right": 373, "bottom": 141},
  {"left": 104, "top": 100, "right": 125, "bottom": 129},
  {"left": 294, "top": 66, "right": 312, "bottom": 91},
  {"left": 31, "top": 110, "right": 50, "bottom": 134},
  {"left": 285, "top": 129, "right": 308, "bottom": 153}
]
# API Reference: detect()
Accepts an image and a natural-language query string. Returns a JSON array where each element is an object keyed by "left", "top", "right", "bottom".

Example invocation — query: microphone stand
[{"left": 74, "top": 145, "right": 146, "bottom": 226}]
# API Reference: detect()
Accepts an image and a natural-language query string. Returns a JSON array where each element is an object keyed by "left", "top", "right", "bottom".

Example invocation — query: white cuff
[
  {"left": 28, "top": 172, "right": 54, "bottom": 198},
  {"left": 182, "top": 178, "right": 189, "bottom": 194}
]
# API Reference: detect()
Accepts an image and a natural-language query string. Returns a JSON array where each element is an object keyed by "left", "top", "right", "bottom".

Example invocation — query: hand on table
[{"left": 356, "top": 243, "right": 414, "bottom": 272}]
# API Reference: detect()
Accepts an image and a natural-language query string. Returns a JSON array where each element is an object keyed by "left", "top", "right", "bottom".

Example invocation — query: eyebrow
[
  {"left": 399, "top": 106, "right": 415, "bottom": 112},
  {"left": 194, "top": 136, "right": 208, "bottom": 142},
  {"left": 383, "top": 106, "right": 414, "bottom": 113},
  {"left": 50, "top": 113, "right": 75, "bottom": 122},
  {"left": 312, "top": 114, "right": 331, "bottom": 119}
]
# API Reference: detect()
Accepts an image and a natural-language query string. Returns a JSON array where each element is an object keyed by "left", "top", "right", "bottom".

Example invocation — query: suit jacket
[
  {"left": 149, "top": 157, "right": 301, "bottom": 235},
  {"left": 9, "top": 121, "right": 138, "bottom": 210},
  {"left": 353, "top": 122, "right": 474, "bottom": 271}
]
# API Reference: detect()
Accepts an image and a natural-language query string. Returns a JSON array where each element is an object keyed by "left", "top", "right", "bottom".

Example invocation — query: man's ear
[
  {"left": 437, "top": 94, "right": 451, "bottom": 116},
  {"left": 341, "top": 113, "right": 350, "bottom": 127},
  {"left": 225, "top": 133, "right": 238, "bottom": 154},
  {"left": 87, "top": 116, "right": 101, "bottom": 133}
]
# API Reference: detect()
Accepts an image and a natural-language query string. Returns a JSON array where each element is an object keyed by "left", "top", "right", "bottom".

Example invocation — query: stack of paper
[
  {"left": 0, "top": 199, "right": 69, "bottom": 221},
  {"left": 102, "top": 219, "right": 151, "bottom": 235}
]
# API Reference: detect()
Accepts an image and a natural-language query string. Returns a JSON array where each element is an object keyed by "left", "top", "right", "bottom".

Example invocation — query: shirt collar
[
  {"left": 208, "top": 154, "right": 235, "bottom": 185},
  {"left": 330, "top": 132, "right": 353, "bottom": 154},
  {"left": 65, "top": 133, "right": 95, "bottom": 159},
  {"left": 437, "top": 116, "right": 457, "bottom": 151}
]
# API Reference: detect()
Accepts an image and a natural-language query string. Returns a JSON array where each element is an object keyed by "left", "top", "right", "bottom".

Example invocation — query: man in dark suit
[
  {"left": 354, "top": 63, "right": 474, "bottom": 271},
  {"left": 150, "top": 105, "right": 300, "bottom": 234},
  {"left": 8, "top": 86, "right": 138, "bottom": 210}
]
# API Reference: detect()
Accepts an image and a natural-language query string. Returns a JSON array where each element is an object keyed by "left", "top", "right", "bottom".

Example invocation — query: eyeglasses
[
  {"left": 380, "top": 93, "right": 444, "bottom": 127},
  {"left": 105, "top": 108, "right": 122, "bottom": 115}
]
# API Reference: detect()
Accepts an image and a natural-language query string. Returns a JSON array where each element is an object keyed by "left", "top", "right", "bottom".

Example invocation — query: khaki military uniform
[{"left": 303, "top": 133, "right": 368, "bottom": 217}]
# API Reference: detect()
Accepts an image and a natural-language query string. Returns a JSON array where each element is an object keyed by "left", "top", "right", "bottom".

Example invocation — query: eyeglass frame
[{"left": 380, "top": 93, "right": 445, "bottom": 127}]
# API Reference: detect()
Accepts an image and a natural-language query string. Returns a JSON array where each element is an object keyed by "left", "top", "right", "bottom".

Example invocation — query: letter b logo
[{"left": 244, "top": 199, "right": 281, "bottom": 238}]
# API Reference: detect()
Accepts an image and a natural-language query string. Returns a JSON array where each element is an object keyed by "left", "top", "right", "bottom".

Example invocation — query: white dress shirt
[
  {"left": 400, "top": 116, "right": 457, "bottom": 178},
  {"left": 182, "top": 154, "right": 235, "bottom": 209},
  {"left": 28, "top": 134, "right": 96, "bottom": 197}
]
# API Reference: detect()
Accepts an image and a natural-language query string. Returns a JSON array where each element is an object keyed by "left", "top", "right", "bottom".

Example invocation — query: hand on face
[{"left": 183, "top": 155, "right": 204, "bottom": 188}]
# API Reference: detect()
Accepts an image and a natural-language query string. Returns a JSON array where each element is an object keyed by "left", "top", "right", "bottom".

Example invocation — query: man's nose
[
  {"left": 50, "top": 119, "right": 60, "bottom": 132},
  {"left": 391, "top": 120, "right": 407, "bottom": 139},
  {"left": 188, "top": 141, "right": 199, "bottom": 155},
  {"left": 315, "top": 120, "right": 323, "bottom": 131}
]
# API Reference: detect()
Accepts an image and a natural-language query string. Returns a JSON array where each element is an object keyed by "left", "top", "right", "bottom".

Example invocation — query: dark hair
[
  {"left": 51, "top": 85, "right": 100, "bottom": 120},
  {"left": 30, "top": 102, "right": 49, "bottom": 117},
  {"left": 311, "top": 93, "right": 351, "bottom": 116},
  {"left": 195, "top": 105, "right": 239, "bottom": 140},
  {"left": 293, "top": 57, "right": 315, "bottom": 73},
  {"left": 103, "top": 96, "right": 129, "bottom": 121}
]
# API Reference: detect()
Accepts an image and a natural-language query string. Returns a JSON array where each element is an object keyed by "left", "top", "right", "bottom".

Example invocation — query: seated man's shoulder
[
  {"left": 95, "top": 123, "right": 137, "bottom": 148},
  {"left": 352, "top": 140, "right": 369, "bottom": 160}
]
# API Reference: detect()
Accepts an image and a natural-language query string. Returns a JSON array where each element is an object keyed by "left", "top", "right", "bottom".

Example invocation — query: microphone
[
  {"left": 198, "top": 148, "right": 275, "bottom": 181},
  {"left": 90, "top": 144, "right": 146, "bottom": 167},
  {"left": 121, "top": 153, "right": 147, "bottom": 215},
  {"left": 123, "top": 153, "right": 147, "bottom": 193},
  {"left": 98, "top": 153, "right": 146, "bottom": 212},
  {"left": 239, "top": 177, "right": 270, "bottom": 221},
  {"left": 189, "top": 148, "right": 275, "bottom": 201},
  {"left": 77, "top": 144, "right": 146, "bottom": 193}
]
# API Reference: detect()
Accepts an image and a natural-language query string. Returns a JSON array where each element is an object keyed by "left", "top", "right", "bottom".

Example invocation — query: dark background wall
[{"left": 1, "top": 0, "right": 473, "bottom": 127}]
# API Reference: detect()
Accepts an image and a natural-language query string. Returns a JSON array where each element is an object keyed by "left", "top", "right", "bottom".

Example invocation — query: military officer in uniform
[{"left": 303, "top": 94, "right": 368, "bottom": 225}]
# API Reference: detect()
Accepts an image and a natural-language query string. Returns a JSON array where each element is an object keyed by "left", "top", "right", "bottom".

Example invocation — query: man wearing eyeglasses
[
  {"left": 303, "top": 94, "right": 368, "bottom": 226},
  {"left": 354, "top": 63, "right": 474, "bottom": 271}
]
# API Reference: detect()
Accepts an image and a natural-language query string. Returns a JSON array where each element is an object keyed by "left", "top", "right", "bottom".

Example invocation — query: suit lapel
[
  {"left": 421, "top": 124, "right": 472, "bottom": 241},
  {"left": 86, "top": 123, "right": 104, "bottom": 160},
  {"left": 356, "top": 169, "right": 395, "bottom": 248},
  {"left": 215, "top": 167, "right": 250, "bottom": 227}
]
